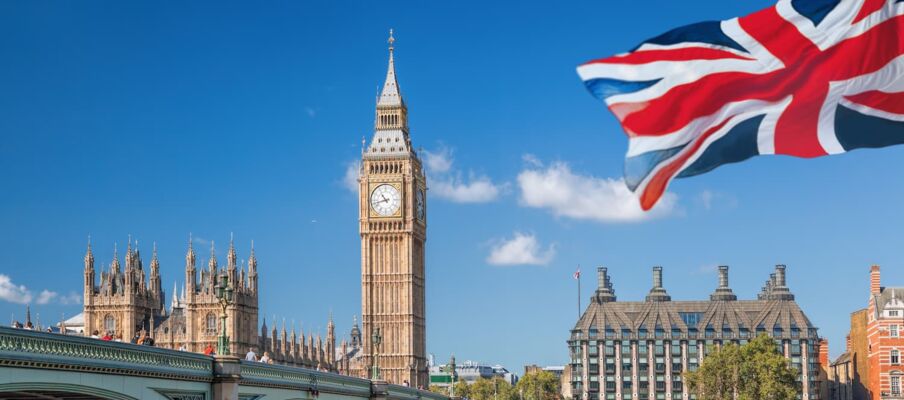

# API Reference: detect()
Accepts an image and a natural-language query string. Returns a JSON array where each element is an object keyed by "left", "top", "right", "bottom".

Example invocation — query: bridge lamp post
[
  {"left": 371, "top": 327, "right": 382, "bottom": 380},
  {"left": 215, "top": 273, "right": 234, "bottom": 356}
]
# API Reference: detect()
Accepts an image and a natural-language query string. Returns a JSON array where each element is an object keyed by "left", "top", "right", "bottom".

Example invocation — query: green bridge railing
[
  {"left": 0, "top": 326, "right": 448, "bottom": 400},
  {"left": 0, "top": 325, "right": 213, "bottom": 381}
]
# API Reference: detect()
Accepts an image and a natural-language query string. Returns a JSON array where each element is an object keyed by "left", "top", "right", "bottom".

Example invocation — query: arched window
[
  {"left": 892, "top": 349, "right": 901, "bottom": 365},
  {"left": 103, "top": 314, "right": 116, "bottom": 334},
  {"left": 206, "top": 313, "right": 217, "bottom": 336}
]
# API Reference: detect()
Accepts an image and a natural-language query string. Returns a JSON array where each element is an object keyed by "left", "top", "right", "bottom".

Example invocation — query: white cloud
[
  {"left": 36, "top": 290, "right": 57, "bottom": 305},
  {"left": 423, "top": 146, "right": 505, "bottom": 203},
  {"left": 59, "top": 292, "right": 82, "bottom": 305},
  {"left": 0, "top": 275, "right": 81, "bottom": 306},
  {"left": 0, "top": 275, "right": 33, "bottom": 304},
  {"left": 487, "top": 232, "right": 556, "bottom": 266},
  {"left": 342, "top": 161, "right": 361, "bottom": 193},
  {"left": 422, "top": 148, "right": 453, "bottom": 173},
  {"left": 522, "top": 153, "right": 543, "bottom": 168},
  {"left": 698, "top": 190, "right": 738, "bottom": 210},
  {"left": 701, "top": 190, "right": 715, "bottom": 210},
  {"left": 432, "top": 175, "right": 503, "bottom": 203},
  {"left": 517, "top": 161, "right": 677, "bottom": 223}
]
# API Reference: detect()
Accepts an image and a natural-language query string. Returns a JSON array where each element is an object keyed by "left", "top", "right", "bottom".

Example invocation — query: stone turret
[
  {"left": 84, "top": 238, "right": 95, "bottom": 304},
  {"left": 247, "top": 241, "right": 258, "bottom": 293},
  {"left": 185, "top": 234, "right": 197, "bottom": 298}
]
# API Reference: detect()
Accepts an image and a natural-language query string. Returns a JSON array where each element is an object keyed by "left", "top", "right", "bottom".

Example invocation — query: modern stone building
[
  {"left": 82, "top": 236, "right": 339, "bottom": 370},
  {"left": 829, "top": 265, "right": 903, "bottom": 400},
  {"left": 357, "top": 30, "right": 429, "bottom": 387},
  {"left": 568, "top": 265, "right": 824, "bottom": 400}
]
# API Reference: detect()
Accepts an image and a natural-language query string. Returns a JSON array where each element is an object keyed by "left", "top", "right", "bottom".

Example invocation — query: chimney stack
[
  {"left": 766, "top": 264, "right": 795, "bottom": 300},
  {"left": 775, "top": 264, "right": 787, "bottom": 287},
  {"left": 595, "top": 267, "right": 616, "bottom": 303},
  {"left": 710, "top": 266, "right": 737, "bottom": 301},
  {"left": 870, "top": 265, "right": 881, "bottom": 295},
  {"left": 646, "top": 266, "right": 671, "bottom": 302},
  {"left": 818, "top": 339, "right": 829, "bottom": 372}
]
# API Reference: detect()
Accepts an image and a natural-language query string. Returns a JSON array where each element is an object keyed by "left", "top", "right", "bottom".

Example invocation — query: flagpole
[{"left": 577, "top": 265, "right": 581, "bottom": 318}]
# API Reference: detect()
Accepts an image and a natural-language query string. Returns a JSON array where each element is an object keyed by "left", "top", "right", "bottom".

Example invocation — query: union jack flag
[{"left": 578, "top": 0, "right": 904, "bottom": 210}]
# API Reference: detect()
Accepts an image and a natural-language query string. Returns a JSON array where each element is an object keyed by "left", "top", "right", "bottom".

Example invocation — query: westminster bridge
[{"left": 0, "top": 326, "right": 447, "bottom": 400}]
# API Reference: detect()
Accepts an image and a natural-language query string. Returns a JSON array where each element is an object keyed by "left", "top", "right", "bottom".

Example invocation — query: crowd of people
[{"left": 87, "top": 330, "right": 158, "bottom": 346}]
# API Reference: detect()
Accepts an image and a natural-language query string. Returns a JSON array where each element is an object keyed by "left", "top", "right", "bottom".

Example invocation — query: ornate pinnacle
[{"left": 388, "top": 28, "right": 395, "bottom": 52}]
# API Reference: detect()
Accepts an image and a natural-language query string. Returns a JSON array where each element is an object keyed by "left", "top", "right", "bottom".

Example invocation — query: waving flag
[{"left": 578, "top": 0, "right": 904, "bottom": 210}]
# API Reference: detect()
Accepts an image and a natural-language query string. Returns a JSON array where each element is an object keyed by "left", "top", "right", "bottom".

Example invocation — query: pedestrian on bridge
[{"left": 245, "top": 348, "right": 258, "bottom": 361}]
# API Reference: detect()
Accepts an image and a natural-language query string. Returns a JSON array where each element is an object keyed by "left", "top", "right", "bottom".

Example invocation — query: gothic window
[
  {"left": 892, "top": 349, "right": 900, "bottom": 365},
  {"left": 104, "top": 314, "right": 116, "bottom": 334},
  {"left": 206, "top": 313, "right": 217, "bottom": 336}
]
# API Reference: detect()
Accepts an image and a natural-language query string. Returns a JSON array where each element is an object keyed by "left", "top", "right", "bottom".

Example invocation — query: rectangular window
[
  {"left": 891, "top": 325, "right": 899, "bottom": 338},
  {"left": 680, "top": 312, "right": 701, "bottom": 328},
  {"left": 891, "top": 349, "right": 900, "bottom": 365},
  {"left": 892, "top": 376, "right": 901, "bottom": 396},
  {"left": 889, "top": 310, "right": 900, "bottom": 317}
]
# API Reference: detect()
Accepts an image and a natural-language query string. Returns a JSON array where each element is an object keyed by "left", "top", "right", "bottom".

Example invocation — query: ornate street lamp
[
  {"left": 215, "top": 273, "right": 234, "bottom": 356},
  {"left": 371, "top": 326, "right": 382, "bottom": 380}
]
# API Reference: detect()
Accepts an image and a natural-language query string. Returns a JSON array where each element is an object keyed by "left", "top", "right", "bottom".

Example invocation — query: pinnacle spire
[
  {"left": 227, "top": 233, "right": 237, "bottom": 269},
  {"left": 172, "top": 281, "right": 179, "bottom": 310},
  {"left": 208, "top": 241, "right": 218, "bottom": 270},
  {"left": 377, "top": 29, "right": 403, "bottom": 108},
  {"left": 85, "top": 235, "right": 94, "bottom": 267}
]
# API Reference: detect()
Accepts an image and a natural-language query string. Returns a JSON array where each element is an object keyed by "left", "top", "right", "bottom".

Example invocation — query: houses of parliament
[{"left": 80, "top": 31, "right": 429, "bottom": 386}]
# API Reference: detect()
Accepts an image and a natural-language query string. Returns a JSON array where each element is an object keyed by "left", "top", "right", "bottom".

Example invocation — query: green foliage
[
  {"left": 428, "top": 385, "right": 448, "bottom": 395},
  {"left": 453, "top": 379, "right": 471, "bottom": 399},
  {"left": 685, "top": 334, "right": 799, "bottom": 400},
  {"left": 469, "top": 378, "right": 516, "bottom": 400},
  {"left": 515, "top": 371, "right": 561, "bottom": 400}
]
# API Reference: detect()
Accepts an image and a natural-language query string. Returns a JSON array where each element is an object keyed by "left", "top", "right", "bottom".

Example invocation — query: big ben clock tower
[{"left": 359, "top": 30, "right": 428, "bottom": 387}]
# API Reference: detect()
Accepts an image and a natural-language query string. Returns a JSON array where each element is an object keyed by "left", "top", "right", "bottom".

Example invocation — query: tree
[
  {"left": 685, "top": 334, "right": 799, "bottom": 400},
  {"left": 515, "top": 371, "right": 561, "bottom": 400},
  {"left": 429, "top": 385, "right": 448, "bottom": 395},
  {"left": 453, "top": 379, "right": 471, "bottom": 399},
  {"left": 470, "top": 378, "right": 516, "bottom": 400}
]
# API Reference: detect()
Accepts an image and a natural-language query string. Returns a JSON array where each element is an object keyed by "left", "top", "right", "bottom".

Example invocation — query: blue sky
[{"left": 2, "top": 0, "right": 903, "bottom": 372}]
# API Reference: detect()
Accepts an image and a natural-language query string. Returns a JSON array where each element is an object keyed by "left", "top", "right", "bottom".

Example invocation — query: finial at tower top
[{"left": 388, "top": 29, "right": 395, "bottom": 52}]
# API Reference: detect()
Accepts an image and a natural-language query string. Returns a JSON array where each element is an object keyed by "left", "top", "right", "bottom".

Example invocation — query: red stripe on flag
[
  {"left": 853, "top": 0, "right": 887, "bottom": 24},
  {"left": 584, "top": 48, "right": 753, "bottom": 66},
  {"left": 847, "top": 91, "right": 904, "bottom": 115},
  {"left": 640, "top": 118, "right": 732, "bottom": 210}
]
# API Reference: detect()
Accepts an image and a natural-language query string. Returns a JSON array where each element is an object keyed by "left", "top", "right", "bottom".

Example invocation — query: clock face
[
  {"left": 416, "top": 190, "right": 425, "bottom": 220},
  {"left": 370, "top": 184, "right": 401, "bottom": 216}
]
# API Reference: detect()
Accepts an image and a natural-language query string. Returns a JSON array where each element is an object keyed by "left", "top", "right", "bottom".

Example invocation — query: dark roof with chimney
[{"left": 572, "top": 265, "right": 817, "bottom": 337}]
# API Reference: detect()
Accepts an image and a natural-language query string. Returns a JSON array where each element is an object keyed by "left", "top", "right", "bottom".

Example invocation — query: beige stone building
[
  {"left": 356, "top": 30, "right": 429, "bottom": 387},
  {"left": 83, "top": 236, "right": 338, "bottom": 370}
]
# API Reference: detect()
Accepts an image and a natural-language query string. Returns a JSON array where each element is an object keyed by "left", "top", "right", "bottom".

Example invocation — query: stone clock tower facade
[{"left": 358, "top": 31, "right": 428, "bottom": 387}]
